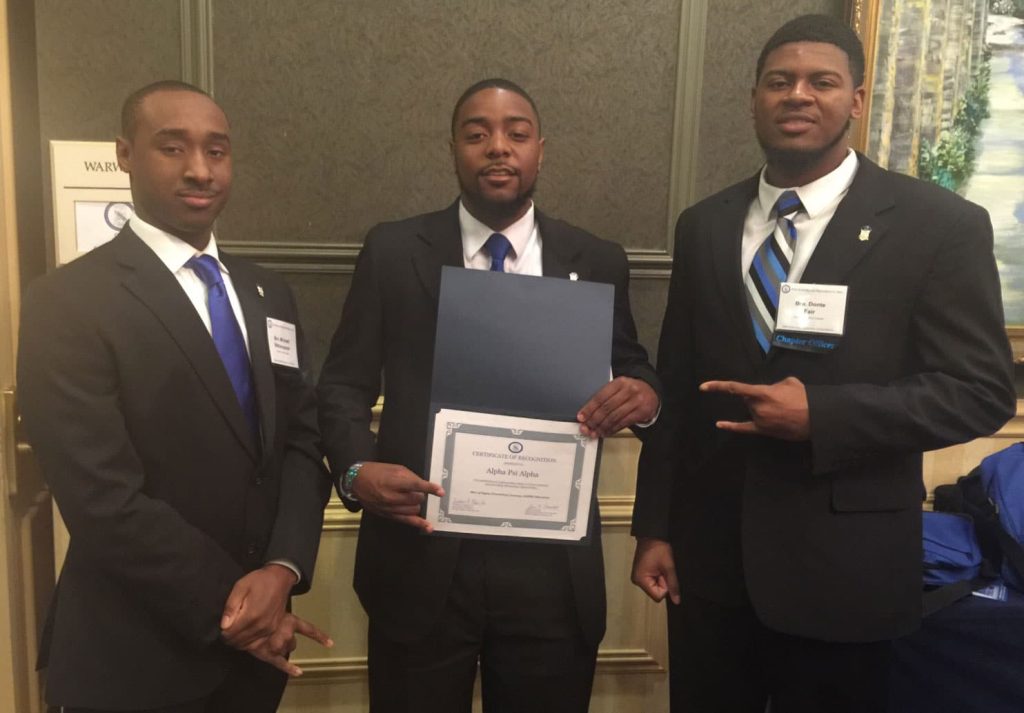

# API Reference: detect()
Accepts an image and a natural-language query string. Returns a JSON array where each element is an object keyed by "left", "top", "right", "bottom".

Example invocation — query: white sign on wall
[{"left": 49, "top": 140, "right": 132, "bottom": 265}]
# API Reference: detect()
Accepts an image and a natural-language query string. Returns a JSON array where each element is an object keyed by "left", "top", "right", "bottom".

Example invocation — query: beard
[
  {"left": 460, "top": 175, "right": 539, "bottom": 226},
  {"left": 759, "top": 118, "right": 851, "bottom": 175}
]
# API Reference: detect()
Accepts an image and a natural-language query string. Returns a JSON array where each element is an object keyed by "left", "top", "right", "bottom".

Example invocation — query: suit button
[
  {"left": 246, "top": 543, "right": 257, "bottom": 556},
  {"left": 255, "top": 477, "right": 264, "bottom": 486}
]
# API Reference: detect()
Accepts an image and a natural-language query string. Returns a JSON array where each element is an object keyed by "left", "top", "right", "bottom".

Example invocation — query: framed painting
[{"left": 846, "top": 0, "right": 1024, "bottom": 359}]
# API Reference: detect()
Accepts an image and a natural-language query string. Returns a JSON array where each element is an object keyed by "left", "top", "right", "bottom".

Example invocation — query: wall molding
[
  {"left": 220, "top": 240, "right": 674, "bottom": 278},
  {"left": 291, "top": 647, "right": 665, "bottom": 683},
  {"left": 180, "top": 0, "right": 214, "bottom": 92},
  {"left": 665, "top": 0, "right": 708, "bottom": 249}
]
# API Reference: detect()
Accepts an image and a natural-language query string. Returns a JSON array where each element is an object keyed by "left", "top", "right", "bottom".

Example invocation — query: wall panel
[{"left": 212, "top": 0, "right": 682, "bottom": 256}]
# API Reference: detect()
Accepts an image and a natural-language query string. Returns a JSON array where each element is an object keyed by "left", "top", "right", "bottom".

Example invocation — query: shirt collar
[
  {"left": 129, "top": 215, "right": 225, "bottom": 273},
  {"left": 459, "top": 200, "right": 536, "bottom": 263},
  {"left": 755, "top": 149, "right": 859, "bottom": 220}
]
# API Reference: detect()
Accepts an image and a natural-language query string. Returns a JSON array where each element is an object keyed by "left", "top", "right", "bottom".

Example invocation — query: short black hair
[
  {"left": 120, "top": 80, "right": 213, "bottom": 139},
  {"left": 450, "top": 78, "right": 542, "bottom": 137},
  {"left": 755, "top": 14, "right": 865, "bottom": 87}
]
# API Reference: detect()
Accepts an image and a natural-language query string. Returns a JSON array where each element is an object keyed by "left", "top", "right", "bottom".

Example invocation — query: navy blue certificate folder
[{"left": 429, "top": 266, "right": 613, "bottom": 420}]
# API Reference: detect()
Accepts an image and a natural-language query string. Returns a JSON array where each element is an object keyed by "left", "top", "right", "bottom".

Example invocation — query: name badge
[
  {"left": 772, "top": 283, "right": 848, "bottom": 353},
  {"left": 266, "top": 317, "right": 299, "bottom": 368}
]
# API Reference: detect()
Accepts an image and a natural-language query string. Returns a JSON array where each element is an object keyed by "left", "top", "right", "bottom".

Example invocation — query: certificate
[{"left": 425, "top": 409, "right": 598, "bottom": 541}]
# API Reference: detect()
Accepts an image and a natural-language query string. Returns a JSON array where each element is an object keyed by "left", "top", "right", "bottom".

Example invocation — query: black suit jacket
[
  {"left": 318, "top": 201, "right": 658, "bottom": 646},
  {"left": 17, "top": 228, "right": 331, "bottom": 709},
  {"left": 633, "top": 155, "right": 1015, "bottom": 642}
]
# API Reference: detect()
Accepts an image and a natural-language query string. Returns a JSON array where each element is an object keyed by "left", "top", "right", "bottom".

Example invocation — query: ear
[
  {"left": 850, "top": 85, "right": 866, "bottom": 121},
  {"left": 749, "top": 87, "right": 757, "bottom": 118},
  {"left": 537, "top": 136, "right": 545, "bottom": 171},
  {"left": 115, "top": 136, "right": 132, "bottom": 173}
]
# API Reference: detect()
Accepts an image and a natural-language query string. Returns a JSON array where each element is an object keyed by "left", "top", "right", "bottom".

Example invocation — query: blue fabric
[
  {"left": 485, "top": 233, "right": 512, "bottom": 272},
  {"left": 979, "top": 443, "right": 1024, "bottom": 589},
  {"left": 922, "top": 511, "right": 983, "bottom": 585},
  {"left": 186, "top": 255, "right": 259, "bottom": 439},
  {"left": 889, "top": 589, "right": 1024, "bottom": 712}
]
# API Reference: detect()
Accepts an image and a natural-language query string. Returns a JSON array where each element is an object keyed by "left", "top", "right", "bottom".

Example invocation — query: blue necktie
[
  {"left": 485, "top": 233, "right": 513, "bottom": 272},
  {"left": 186, "top": 255, "right": 259, "bottom": 438},
  {"left": 745, "top": 190, "right": 803, "bottom": 353}
]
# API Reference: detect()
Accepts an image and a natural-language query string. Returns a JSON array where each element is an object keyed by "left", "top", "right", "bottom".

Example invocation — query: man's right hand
[
  {"left": 242, "top": 612, "right": 333, "bottom": 677},
  {"left": 631, "top": 537, "right": 681, "bottom": 605},
  {"left": 351, "top": 462, "right": 444, "bottom": 532}
]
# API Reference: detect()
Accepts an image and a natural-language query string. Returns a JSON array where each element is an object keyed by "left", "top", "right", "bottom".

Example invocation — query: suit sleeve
[
  {"left": 806, "top": 201, "right": 1016, "bottom": 474},
  {"left": 632, "top": 210, "right": 696, "bottom": 539},
  {"left": 317, "top": 230, "right": 385, "bottom": 509},
  {"left": 264, "top": 282, "right": 332, "bottom": 594},
  {"left": 606, "top": 242, "right": 662, "bottom": 407},
  {"left": 17, "top": 278, "right": 243, "bottom": 647}
]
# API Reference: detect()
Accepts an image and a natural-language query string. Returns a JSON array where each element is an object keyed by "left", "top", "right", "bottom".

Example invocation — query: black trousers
[
  {"left": 668, "top": 591, "right": 893, "bottom": 713},
  {"left": 61, "top": 650, "right": 288, "bottom": 713},
  {"left": 368, "top": 539, "right": 597, "bottom": 713}
]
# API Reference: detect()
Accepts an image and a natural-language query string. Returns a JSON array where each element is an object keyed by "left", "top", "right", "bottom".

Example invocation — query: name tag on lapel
[{"left": 266, "top": 317, "right": 299, "bottom": 368}]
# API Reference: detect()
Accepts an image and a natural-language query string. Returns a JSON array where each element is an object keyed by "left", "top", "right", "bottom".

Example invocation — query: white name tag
[
  {"left": 776, "top": 283, "right": 848, "bottom": 336},
  {"left": 266, "top": 317, "right": 299, "bottom": 368}
]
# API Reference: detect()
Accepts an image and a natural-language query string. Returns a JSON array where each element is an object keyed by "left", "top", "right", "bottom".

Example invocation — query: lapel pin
[
  {"left": 256, "top": 284, "right": 265, "bottom": 297},
  {"left": 569, "top": 272, "right": 579, "bottom": 281},
  {"left": 858, "top": 226, "right": 872, "bottom": 242}
]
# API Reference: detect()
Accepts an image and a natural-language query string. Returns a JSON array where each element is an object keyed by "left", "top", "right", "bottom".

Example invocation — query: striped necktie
[{"left": 745, "top": 190, "right": 803, "bottom": 353}]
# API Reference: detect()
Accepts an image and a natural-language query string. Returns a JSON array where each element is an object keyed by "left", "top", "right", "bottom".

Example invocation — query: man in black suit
[
  {"left": 18, "top": 80, "right": 332, "bottom": 712},
  {"left": 630, "top": 15, "right": 1016, "bottom": 713},
  {"left": 318, "top": 78, "right": 660, "bottom": 712}
]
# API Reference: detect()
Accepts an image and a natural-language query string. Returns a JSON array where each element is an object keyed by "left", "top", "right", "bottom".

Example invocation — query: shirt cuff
[
  {"left": 635, "top": 402, "right": 662, "bottom": 429},
  {"left": 266, "top": 559, "right": 301, "bottom": 584}
]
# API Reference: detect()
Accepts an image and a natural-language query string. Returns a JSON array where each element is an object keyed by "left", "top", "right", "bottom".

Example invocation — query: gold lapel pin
[
  {"left": 858, "top": 226, "right": 872, "bottom": 242},
  {"left": 256, "top": 284, "right": 265, "bottom": 297},
  {"left": 569, "top": 272, "right": 579, "bottom": 281}
]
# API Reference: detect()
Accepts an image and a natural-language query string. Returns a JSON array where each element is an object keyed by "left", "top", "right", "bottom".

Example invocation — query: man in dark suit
[
  {"left": 317, "top": 78, "right": 660, "bottom": 712},
  {"left": 18, "top": 80, "right": 333, "bottom": 712},
  {"left": 630, "top": 15, "right": 1016, "bottom": 713}
]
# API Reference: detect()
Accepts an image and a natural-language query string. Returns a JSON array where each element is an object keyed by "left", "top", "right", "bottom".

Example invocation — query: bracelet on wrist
[{"left": 341, "top": 461, "right": 364, "bottom": 502}]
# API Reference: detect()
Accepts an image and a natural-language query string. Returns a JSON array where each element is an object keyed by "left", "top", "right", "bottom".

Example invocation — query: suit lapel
[
  {"left": 224, "top": 255, "right": 276, "bottom": 459},
  {"left": 537, "top": 211, "right": 585, "bottom": 279},
  {"left": 114, "top": 229, "right": 259, "bottom": 461},
  {"left": 710, "top": 175, "right": 764, "bottom": 366},
  {"left": 800, "top": 154, "right": 895, "bottom": 286},
  {"left": 412, "top": 200, "right": 466, "bottom": 302}
]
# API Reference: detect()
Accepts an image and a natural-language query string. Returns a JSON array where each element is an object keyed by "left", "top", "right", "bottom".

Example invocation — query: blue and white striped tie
[{"left": 745, "top": 190, "right": 803, "bottom": 353}]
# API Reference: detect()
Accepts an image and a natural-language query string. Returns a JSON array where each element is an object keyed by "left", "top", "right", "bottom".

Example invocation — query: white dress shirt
[
  {"left": 129, "top": 216, "right": 250, "bottom": 353},
  {"left": 741, "top": 149, "right": 860, "bottom": 282},
  {"left": 459, "top": 200, "right": 543, "bottom": 275}
]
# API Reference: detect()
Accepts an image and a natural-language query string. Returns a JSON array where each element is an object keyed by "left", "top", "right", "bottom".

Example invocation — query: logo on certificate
[{"left": 508, "top": 441, "right": 524, "bottom": 454}]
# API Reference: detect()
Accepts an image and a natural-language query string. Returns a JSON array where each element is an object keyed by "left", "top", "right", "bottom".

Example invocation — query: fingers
[
  {"left": 400, "top": 476, "right": 444, "bottom": 498},
  {"left": 292, "top": 615, "right": 334, "bottom": 648},
  {"left": 220, "top": 587, "right": 245, "bottom": 630},
  {"left": 663, "top": 565, "right": 681, "bottom": 606},
  {"left": 392, "top": 513, "right": 435, "bottom": 533},
  {"left": 631, "top": 538, "right": 680, "bottom": 605},
  {"left": 578, "top": 378, "right": 658, "bottom": 437},
  {"left": 700, "top": 380, "right": 764, "bottom": 398},
  {"left": 714, "top": 420, "right": 760, "bottom": 435},
  {"left": 249, "top": 646, "right": 303, "bottom": 678}
]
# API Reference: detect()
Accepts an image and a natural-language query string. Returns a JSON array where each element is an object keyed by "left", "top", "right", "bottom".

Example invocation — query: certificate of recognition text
[{"left": 425, "top": 409, "right": 598, "bottom": 541}]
